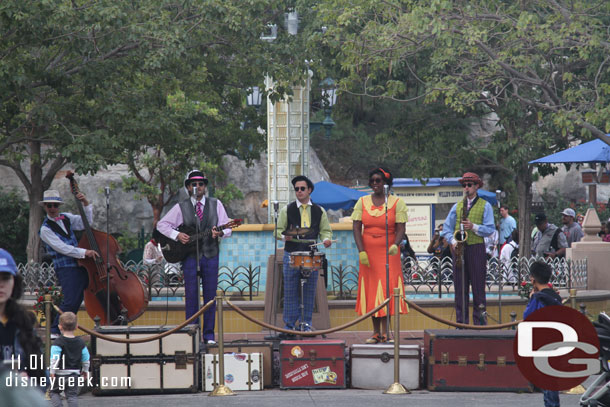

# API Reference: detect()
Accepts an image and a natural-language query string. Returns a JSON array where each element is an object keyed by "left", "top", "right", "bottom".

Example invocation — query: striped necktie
[
  {"left": 196, "top": 202, "right": 203, "bottom": 221},
  {"left": 300, "top": 204, "right": 309, "bottom": 228}
]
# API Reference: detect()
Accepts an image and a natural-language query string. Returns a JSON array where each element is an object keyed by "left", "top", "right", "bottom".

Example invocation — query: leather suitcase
[
  {"left": 202, "top": 353, "right": 263, "bottom": 391},
  {"left": 91, "top": 325, "right": 199, "bottom": 395},
  {"left": 424, "top": 329, "right": 533, "bottom": 392},
  {"left": 206, "top": 341, "right": 274, "bottom": 387},
  {"left": 279, "top": 339, "right": 346, "bottom": 389},
  {"left": 350, "top": 344, "right": 420, "bottom": 390}
]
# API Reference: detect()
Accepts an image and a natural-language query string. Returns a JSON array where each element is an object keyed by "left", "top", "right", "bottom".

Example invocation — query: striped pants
[
  {"left": 282, "top": 251, "right": 319, "bottom": 330},
  {"left": 453, "top": 243, "right": 487, "bottom": 325}
]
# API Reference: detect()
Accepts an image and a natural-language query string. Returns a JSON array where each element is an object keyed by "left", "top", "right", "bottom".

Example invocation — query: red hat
[{"left": 459, "top": 172, "right": 483, "bottom": 187}]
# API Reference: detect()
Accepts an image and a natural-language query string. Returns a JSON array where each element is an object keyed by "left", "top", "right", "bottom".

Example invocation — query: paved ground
[{"left": 77, "top": 388, "right": 583, "bottom": 407}]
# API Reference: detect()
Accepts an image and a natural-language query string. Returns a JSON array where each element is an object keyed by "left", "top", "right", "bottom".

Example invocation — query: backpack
[
  {"left": 509, "top": 243, "right": 519, "bottom": 260},
  {"left": 549, "top": 228, "right": 562, "bottom": 251}
]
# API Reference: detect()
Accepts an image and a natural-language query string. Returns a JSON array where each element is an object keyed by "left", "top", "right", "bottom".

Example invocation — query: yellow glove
[
  {"left": 359, "top": 251, "right": 370, "bottom": 267},
  {"left": 388, "top": 244, "right": 398, "bottom": 256}
]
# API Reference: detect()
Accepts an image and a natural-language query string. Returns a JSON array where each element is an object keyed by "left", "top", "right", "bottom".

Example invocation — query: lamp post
[
  {"left": 310, "top": 77, "right": 337, "bottom": 139},
  {"left": 246, "top": 86, "right": 263, "bottom": 110}
]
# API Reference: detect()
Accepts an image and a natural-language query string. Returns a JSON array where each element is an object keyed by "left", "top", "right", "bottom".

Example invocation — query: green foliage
[{"left": 0, "top": 187, "right": 28, "bottom": 264}]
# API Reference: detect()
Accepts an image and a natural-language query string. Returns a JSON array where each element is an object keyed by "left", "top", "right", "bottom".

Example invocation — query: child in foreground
[{"left": 49, "top": 311, "right": 90, "bottom": 407}]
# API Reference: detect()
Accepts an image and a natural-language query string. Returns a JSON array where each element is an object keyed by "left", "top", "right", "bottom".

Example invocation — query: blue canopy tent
[
  {"left": 311, "top": 181, "right": 368, "bottom": 210},
  {"left": 529, "top": 135, "right": 610, "bottom": 204},
  {"left": 529, "top": 136, "right": 610, "bottom": 164}
]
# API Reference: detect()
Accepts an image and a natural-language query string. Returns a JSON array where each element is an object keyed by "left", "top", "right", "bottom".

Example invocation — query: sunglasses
[
  {"left": 462, "top": 183, "right": 474, "bottom": 188},
  {"left": 45, "top": 203, "right": 60, "bottom": 208},
  {"left": 294, "top": 186, "right": 308, "bottom": 192},
  {"left": 190, "top": 182, "right": 206, "bottom": 187},
  {"left": 369, "top": 178, "right": 384, "bottom": 184}
]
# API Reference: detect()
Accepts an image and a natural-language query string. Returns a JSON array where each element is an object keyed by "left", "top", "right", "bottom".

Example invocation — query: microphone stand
[
  {"left": 192, "top": 187, "right": 203, "bottom": 337},
  {"left": 105, "top": 186, "right": 111, "bottom": 325},
  {"left": 384, "top": 184, "right": 390, "bottom": 337},
  {"left": 265, "top": 201, "right": 280, "bottom": 340}
]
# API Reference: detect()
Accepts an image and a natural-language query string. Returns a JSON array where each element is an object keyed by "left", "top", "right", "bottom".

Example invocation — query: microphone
[
  {"left": 273, "top": 201, "right": 279, "bottom": 214},
  {"left": 191, "top": 183, "right": 197, "bottom": 197},
  {"left": 383, "top": 184, "right": 389, "bottom": 203},
  {"left": 105, "top": 187, "right": 110, "bottom": 206}
]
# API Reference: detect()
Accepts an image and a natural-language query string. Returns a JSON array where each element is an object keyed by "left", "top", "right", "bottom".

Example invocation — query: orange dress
[{"left": 352, "top": 195, "right": 409, "bottom": 317}]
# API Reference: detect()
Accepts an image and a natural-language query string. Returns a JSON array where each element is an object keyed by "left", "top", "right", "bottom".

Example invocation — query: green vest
[{"left": 454, "top": 197, "right": 486, "bottom": 245}]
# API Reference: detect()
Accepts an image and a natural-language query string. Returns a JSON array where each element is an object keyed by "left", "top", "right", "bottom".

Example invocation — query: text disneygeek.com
[{"left": 5, "top": 373, "right": 132, "bottom": 390}]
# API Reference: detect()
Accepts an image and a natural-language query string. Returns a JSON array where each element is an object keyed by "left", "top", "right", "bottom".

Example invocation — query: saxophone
[{"left": 453, "top": 196, "right": 469, "bottom": 269}]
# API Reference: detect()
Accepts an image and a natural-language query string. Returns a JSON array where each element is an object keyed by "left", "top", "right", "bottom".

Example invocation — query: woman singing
[{"left": 352, "top": 167, "right": 408, "bottom": 343}]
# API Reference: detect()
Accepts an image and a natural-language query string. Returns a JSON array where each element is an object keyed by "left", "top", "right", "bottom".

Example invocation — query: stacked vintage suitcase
[
  {"left": 424, "top": 329, "right": 533, "bottom": 392},
  {"left": 91, "top": 325, "right": 200, "bottom": 395},
  {"left": 203, "top": 341, "right": 274, "bottom": 390},
  {"left": 279, "top": 339, "right": 347, "bottom": 389},
  {"left": 350, "top": 344, "right": 421, "bottom": 390}
]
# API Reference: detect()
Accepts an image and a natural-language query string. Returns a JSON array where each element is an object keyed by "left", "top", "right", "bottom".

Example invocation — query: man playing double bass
[
  {"left": 442, "top": 172, "right": 495, "bottom": 325},
  {"left": 157, "top": 170, "right": 232, "bottom": 344},
  {"left": 39, "top": 189, "right": 99, "bottom": 337}
]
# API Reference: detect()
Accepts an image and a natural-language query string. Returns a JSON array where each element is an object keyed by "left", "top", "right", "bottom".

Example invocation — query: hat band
[
  {"left": 189, "top": 176, "right": 205, "bottom": 180},
  {"left": 43, "top": 197, "right": 63, "bottom": 202}
]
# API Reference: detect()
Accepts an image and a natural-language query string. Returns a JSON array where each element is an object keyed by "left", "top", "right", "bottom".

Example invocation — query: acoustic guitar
[{"left": 157, "top": 219, "right": 242, "bottom": 263}]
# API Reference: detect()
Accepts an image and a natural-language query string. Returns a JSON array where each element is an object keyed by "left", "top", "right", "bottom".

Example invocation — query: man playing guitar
[{"left": 157, "top": 170, "right": 233, "bottom": 344}]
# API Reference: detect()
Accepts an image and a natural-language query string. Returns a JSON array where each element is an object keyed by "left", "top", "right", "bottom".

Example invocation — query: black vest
[
  {"left": 284, "top": 201, "right": 322, "bottom": 253},
  {"left": 179, "top": 197, "right": 219, "bottom": 259}
]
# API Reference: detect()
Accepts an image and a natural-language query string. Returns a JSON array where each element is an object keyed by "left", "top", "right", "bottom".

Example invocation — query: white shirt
[{"left": 39, "top": 205, "right": 93, "bottom": 259}]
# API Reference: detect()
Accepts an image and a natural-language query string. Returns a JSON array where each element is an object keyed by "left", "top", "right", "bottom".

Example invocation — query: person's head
[
  {"left": 184, "top": 170, "right": 208, "bottom": 199},
  {"left": 499, "top": 205, "right": 509, "bottom": 218},
  {"left": 58, "top": 311, "right": 78, "bottom": 332},
  {"left": 459, "top": 172, "right": 483, "bottom": 199},
  {"left": 368, "top": 167, "right": 393, "bottom": 196},
  {"left": 39, "top": 190, "right": 64, "bottom": 218},
  {"left": 438, "top": 224, "right": 444, "bottom": 232},
  {"left": 530, "top": 260, "right": 552, "bottom": 285},
  {"left": 576, "top": 213, "right": 584, "bottom": 225},
  {"left": 0, "top": 249, "right": 22, "bottom": 308},
  {"left": 534, "top": 213, "right": 548, "bottom": 232},
  {"left": 511, "top": 228, "right": 519, "bottom": 244},
  {"left": 291, "top": 175, "right": 314, "bottom": 204},
  {"left": 561, "top": 208, "right": 576, "bottom": 226}
]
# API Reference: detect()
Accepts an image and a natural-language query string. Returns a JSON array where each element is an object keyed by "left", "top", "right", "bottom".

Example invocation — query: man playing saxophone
[{"left": 442, "top": 172, "right": 496, "bottom": 325}]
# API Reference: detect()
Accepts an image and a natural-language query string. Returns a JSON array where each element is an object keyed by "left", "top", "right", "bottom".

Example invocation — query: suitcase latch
[
  {"left": 477, "top": 353, "right": 485, "bottom": 370},
  {"left": 175, "top": 351, "right": 187, "bottom": 369},
  {"left": 380, "top": 352, "right": 391, "bottom": 363},
  {"left": 497, "top": 356, "right": 506, "bottom": 367},
  {"left": 309, "top": 349, "right": 317, "bottom": 366},
  {"left": 458, "top": 356, "right": 467, "bottom": 367},
  {"left": 441, "top": 353, "right": 449, "bottom": 365}
]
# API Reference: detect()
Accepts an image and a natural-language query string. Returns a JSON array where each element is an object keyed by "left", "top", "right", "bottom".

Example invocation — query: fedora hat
[{"left": 38, "top": 190, "right": 64, "bottom": 206}]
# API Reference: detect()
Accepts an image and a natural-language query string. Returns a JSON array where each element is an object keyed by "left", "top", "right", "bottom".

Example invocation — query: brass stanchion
[
  {"left": 563, "top": 288, "right": 585, "bottom": 395},
  {"left": 209, "top": 290, "right": 235, "bottom": 396},
  {"left": 384, "top": 288, "right": 409, "bottom": 395},
  {"left": 44, "top": 294, "right": 53, "bottom": 401},
  {"left": 569, "top": 288, "right": 577, "bottom": 309},
  {"left": 44, "top": 294, "right": 52, "bottom": 367}
]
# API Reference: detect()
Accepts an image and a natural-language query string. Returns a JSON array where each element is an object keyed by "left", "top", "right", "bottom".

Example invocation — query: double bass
[{"left": 66, "top": 171, "right": 148, "bottom": 325}]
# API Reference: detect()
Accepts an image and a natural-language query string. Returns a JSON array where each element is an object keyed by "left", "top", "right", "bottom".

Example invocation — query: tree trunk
[
  {"left": 516, "top": 164, "right": 533, "bottom": 260},
  {"left": 26, "top": 140, "right": 45, "bottom": 262},
  {"left": 27, "top": 196, "right": 44, "bottom": 262}
]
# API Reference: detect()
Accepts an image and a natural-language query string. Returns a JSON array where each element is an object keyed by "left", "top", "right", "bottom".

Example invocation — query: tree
[
  {"left": 317, "top": 0, "right": 610, "bottom": 255},
  {"left": 0, "top": 187, "right": 29, "bottom": 264},
  {"left": 0, "top": 0, "right": 306, "bottom": 260}
]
